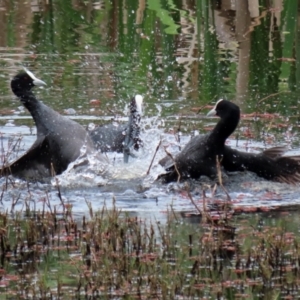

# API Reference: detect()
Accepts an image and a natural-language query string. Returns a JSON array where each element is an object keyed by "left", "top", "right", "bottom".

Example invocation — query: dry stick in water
[
  {"left": 11, "top": 135, "right": 23, "bottom": 155},
  {"left": 146, "top": 139, "right": 162, "bottom": 175},
  {"left": 106, "top": 107, "right": 123, "bottom": 117},
  {"left": 55, "top": 177, "right": 66, "bottom": 216},
  {"left": 170, "top": 204, "right": 179, "bottom": 222},
  {"left": 85, "top": 199, "right": 93, "bottom": 218},
  {"left": 163, "top": 147, "right": 181, "bottom": 183},
  {"left": 211, "top": 183, "right": 218, "bottom": 198},
  {"left": 0, "top": 184, "right": 5, "bottom": 205},
  {"left": 255, "top": 91, "right": 290, "bottom": 133},
  {"left": 216, "top": 155, "right": 231, "bottom": 201},
  {"left": 215, "top": 155, "right": 233, "bottom": 222},
  {"left": 0, "top": 135, "right": 22, "bottom": 188},
  {"left": 186, "top": 184, "right": 215, "bottom": 223},
  {"left": 51, "top": 163, "right": 56, "bottom": 178},
  {"left": 201, "top": 190, "right": 207, "bottom": 222},
  {"left": 45, "top": 191, "right": 53, "bottom": 215},
  {"left": 201, "top": 189, "right": 215, "bottom": 224},
  {"left": 258, "top": 91, "right": 290, "bottom": 104},
  {"left": 0, "top": 133, "right": 7, "bottom": 175},
  {"left": 24, "top": 183, "right": 32, "bottom": 213},
  {"left": 10, "top": 193, "right": 21, "bottom": 213},
  {"left": 196, "top": 104, "right": 210, "bottom": 114},
  {"left": 186, "top": 185, "right": 202, "bottom": 215}
]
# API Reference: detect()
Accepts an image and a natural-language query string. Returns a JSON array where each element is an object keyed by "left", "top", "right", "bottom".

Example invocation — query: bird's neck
[
  {"left": 18, "top": 91, "right": 52, "bottom": 136},
  {"left": 208, "top": 115, "right": 239, "bottom": 147},
  {"left": 124, "top": 112, "right": 141, "bottom": 145},
  {"left": 18, "top": 90, "right": 39, "bottom": 111},
  {"left": 17, "top": 91, "right": 46, "bottom": 132}
]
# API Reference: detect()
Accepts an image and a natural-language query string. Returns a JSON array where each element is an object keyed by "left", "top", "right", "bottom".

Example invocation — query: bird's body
[
  {"left": 1, "top": 69, "right": 101, "bottom": 181},
  {"left": 159, "top": 99, "right": 300, "bottom": 184},
  {"left": 160, "top": 134, "right": 222, "bottom": 181},
  {"left": 222, "top": 146, "right": 300, "bottom": 184},
  {"left": 89, "top": 95, "right": 144, "bottom": 163},
  {"left": 159, "top": 99, "right": 240, "bottom": 182},
  {"left": 89, "top": 123, "right": 127, "bottom": 153}
]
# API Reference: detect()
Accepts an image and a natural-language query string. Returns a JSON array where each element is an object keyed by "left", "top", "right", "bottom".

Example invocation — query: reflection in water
[
  {"left": 0, "top": 1, "right": 298, "bottom": 111},
  {"left": 0, "top": 0, "right": 299, "bottom": 215}
]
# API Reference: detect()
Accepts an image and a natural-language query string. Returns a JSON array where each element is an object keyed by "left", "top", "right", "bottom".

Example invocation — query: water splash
[
  {"left": 0, "top": 116, "right": 300, "bottom": 217},
  {"left": 54, "top": 116, "right": 165, "bottom": 188}
]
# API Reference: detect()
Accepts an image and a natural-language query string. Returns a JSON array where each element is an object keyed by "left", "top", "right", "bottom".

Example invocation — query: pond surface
[{"left": 0, "top": 0, "right": 300, "bottom": 218}]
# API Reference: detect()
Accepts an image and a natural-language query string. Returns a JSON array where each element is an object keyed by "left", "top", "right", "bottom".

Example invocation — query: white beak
[
  {"left": 207, "top": 99, "right": 224, "bottom": 116},
  {"left": 23, "top": 67, "right": 47, "bottom": 86},
  {"left": 207, "top": 107, "right": 216, "bottom": 116}
]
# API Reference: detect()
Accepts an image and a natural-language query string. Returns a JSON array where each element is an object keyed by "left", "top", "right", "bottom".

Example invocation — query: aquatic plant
[{"left": 0, "top": 193, "right": 299, "bottom": 298}]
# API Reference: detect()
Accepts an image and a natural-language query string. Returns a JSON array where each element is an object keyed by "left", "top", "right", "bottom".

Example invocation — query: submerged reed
[{"left": 0, "top": 195, "right": 298, "bottom": 299}]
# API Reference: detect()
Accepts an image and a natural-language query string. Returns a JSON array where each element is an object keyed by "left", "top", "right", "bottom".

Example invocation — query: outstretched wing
[{"left": 0, "top": 136, "right": 52, "bottom": 181}]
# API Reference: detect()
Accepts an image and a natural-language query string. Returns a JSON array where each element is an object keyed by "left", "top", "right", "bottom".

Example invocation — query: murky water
[{"left": 0, "top": 0, "right": 299, "bottom": 218}]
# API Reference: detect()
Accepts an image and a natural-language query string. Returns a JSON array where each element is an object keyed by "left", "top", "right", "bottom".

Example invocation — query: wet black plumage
[
  {"left": 222, "top": 146, "right": 300, "bottom": 184},
  {"left": 1, "top": 69, "right": 100, "bottom": 181},
  {"left": 159, "top": 99, "right": 300, "bottom": 184},
  {"left": 89, "top": 95, "right": 143, "bottom": 163},
  {"left": 159, "top": 99, "right": 240, "bottom": 181}
]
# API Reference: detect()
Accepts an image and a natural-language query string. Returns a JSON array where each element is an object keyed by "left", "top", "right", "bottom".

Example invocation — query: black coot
[
  {"left": 1, "top": 68, "right": 101, "bottom": 181},
  {"left": 159, "top": 99, "right": 300, "bottom": 184},
  {"left": 89, "top": 95, "right": 143, "bottom": 163},
  {"left": 159, "top": 99, "right": 240, "bottom": 182}
]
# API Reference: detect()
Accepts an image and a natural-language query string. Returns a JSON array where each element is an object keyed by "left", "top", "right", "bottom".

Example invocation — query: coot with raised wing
[
  {"left": 159, "top": 99, "right": 300, "bottom": 184},
  {"left": 159, "top": 99, "right": 240, "bottom": 182},
  {"left": 1, "top": 68, "right": 101, "bottom": 181}
]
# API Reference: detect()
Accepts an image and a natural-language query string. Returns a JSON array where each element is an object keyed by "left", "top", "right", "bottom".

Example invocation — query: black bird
[
  {"left": 159, "top": 99, "right": 300, "bottom": 184},
  {"left": 1, "top": 68, "right": 100, "bottom": 181},
  {"left": 222, "top": 145, "right": 300, "bottom": 184},
  {"left": 159, "top": 99, "right": 240, "bottom": 182},
  {"left": 89, "top": 95, "right": 144, "bottom": 163}
]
